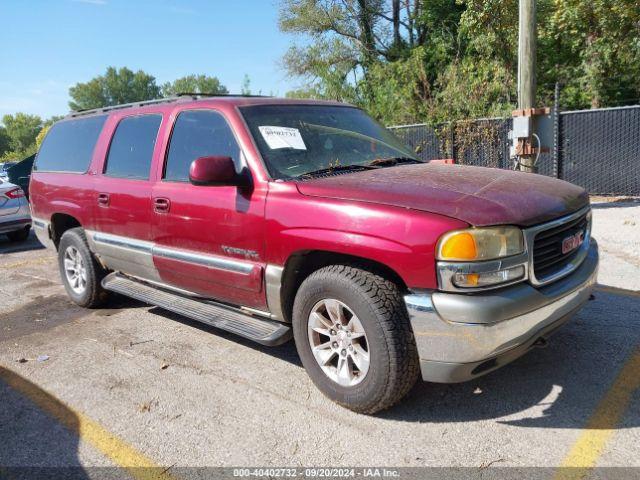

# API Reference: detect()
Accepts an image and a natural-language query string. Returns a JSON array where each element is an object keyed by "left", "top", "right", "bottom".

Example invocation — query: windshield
[{"left": 240, "top": 105, "right": 418, "bottom": 179}]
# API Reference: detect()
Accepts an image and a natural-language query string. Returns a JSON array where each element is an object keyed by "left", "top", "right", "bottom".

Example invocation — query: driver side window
[{"left": 164, "top": 110, "right": 241, "bottom": 182}]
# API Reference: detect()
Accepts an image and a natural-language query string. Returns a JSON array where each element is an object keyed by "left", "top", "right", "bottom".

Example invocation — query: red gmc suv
[{"left": 30, "top": 95, "right": 598, "bottom": 413}]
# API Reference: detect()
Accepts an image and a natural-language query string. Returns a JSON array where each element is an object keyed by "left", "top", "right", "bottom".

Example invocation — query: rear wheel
[
  {"left": 292, "top": 265, "right": 420, "bottom": 414},
  {"left": 58, "top": 227, "right": 108, "bottom": 308},
  {"left": 6, "top": 225, "right": 30, "bottom": 242}
]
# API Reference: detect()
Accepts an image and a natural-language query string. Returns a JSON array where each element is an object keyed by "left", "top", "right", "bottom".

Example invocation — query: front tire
[
  {"left": 292, "top": 265, "right": 420, "bottom": 414},
  {"left": 58, "top": 228, "right": 108, "bottom": 308}
]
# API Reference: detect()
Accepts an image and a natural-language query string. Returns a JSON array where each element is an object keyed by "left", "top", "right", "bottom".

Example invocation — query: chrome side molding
[
  {"left": 31, "top": 217, "right": 55, "bottom": 250},
  {"left": 265, "top": 264, "right": 286, "bottom": 322},
  {"left": 86, "top": 230, "right": 286, "bottom": 321},
  {"left": 154, "top": 245, "right": 254, "bottom": 274},
  {"left": 88, "top": 230, "right": 256, "bottom": 276}
]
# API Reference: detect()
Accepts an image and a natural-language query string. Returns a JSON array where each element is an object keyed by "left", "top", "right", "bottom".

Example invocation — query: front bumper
[{"left": 405, "top": 241, "right": 599, "bottom": 383}]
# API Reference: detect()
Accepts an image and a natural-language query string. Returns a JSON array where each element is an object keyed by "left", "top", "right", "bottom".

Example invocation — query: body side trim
[
  {"left": 153, "top": 245, "right": 254, "bottom": 274},
  {"left": 265, "top": 264, "right": 285, "bottom": 322},
  {"left": 32, "top": 216, "right": 55, "bottom": 250},
  {"left": 87, "top": 230, "right": 255, "bottom": 275}
]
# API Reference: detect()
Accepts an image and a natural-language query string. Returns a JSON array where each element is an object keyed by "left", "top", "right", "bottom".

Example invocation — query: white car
[{"left": 0, "top": 180, "right": 31, "bottom": 242}]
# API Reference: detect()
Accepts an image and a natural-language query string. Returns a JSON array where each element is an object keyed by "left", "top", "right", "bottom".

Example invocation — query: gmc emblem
[{"left": 562, "top": 230, "right": 584, "bottom": 254}]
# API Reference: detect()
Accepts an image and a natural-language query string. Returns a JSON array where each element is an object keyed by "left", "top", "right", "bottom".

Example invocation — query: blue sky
[{"left": 0, "top": 0, "right": 300, "bottom": 119}]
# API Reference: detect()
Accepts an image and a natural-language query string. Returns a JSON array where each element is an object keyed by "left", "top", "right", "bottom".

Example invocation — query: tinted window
[
  {"left": 35, "top": 115, "right": 107, "bottom": 173},
  {"left": 104, "top": 115, "right": 162, "bottom": 180},
  {"left": 164, "top": 110, "right": 240, "bottom": 182}
]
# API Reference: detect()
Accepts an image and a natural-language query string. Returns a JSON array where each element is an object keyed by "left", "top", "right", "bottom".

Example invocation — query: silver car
[{"left": 0, "top": 180, "right": 31, "bottom": 242}]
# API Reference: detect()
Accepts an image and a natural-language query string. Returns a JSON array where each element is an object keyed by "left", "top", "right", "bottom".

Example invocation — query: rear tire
[
  {"left": 58, "top": 227, "right": 108, "bottom": 308},
  {"left": 6, "top": 225, "right": 30, "bottom": 242},
  {"left": 292, "top": 265, "right": 419, "bottom": 414}
]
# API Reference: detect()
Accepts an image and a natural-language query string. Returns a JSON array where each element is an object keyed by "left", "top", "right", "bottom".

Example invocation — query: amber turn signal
[{"left": 437, "top": 227, "right": 524, "bottom": 261}]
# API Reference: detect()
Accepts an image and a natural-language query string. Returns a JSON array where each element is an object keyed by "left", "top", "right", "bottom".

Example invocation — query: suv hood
[{"left": 295, "top": 163, "right": 588, "bottom": 227}]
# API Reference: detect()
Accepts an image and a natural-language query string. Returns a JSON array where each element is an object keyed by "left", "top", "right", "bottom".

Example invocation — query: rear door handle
[
  {"left": 153, "top": 197, "right": 170, "bottom": 213},
  {"left": 97, "top": 193, "right": 110, "bottom": 207}
]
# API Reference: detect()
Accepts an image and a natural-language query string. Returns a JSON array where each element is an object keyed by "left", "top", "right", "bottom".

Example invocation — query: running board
[{"left": 102, "top": 273, "right": 292, "bottom": 346}]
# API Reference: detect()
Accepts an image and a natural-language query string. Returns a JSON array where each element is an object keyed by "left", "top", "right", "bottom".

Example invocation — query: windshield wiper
[
  {"left": 367, "top": 157, "right": 423, "bottom": 167},
  {"left": 299, "top": 164, "right": 377, "bottom": 179}
]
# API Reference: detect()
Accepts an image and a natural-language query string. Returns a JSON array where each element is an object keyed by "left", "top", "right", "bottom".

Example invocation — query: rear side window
[
  {"left": 35, "top": 115, "right": 107, "bottom": 173},
  {"left": 104, "top": 114, "right": 162, "bottom": 180},
  {"left": 164, "top": 110, "right": 240, "bottom": 182}
]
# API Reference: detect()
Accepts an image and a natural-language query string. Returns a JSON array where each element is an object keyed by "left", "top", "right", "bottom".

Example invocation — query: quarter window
[
  {"left": 35, "top": 115, "right": 107, "bottom": 173},
  {"left": 104, "top": 114, "right": 162, "bottom": 180},
  {"left": 164, "top": 110, "right": 240, "bottom": 182}
]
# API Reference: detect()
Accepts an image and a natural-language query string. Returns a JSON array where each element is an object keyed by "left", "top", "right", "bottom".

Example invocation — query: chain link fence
[{"left": 389, "top": 105, "right": 640, "bottom": 196}]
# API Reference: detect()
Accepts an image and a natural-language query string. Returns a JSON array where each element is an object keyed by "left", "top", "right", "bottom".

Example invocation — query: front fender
[{"left": 266, "top": 183, "right": 468, "bottom": 290}]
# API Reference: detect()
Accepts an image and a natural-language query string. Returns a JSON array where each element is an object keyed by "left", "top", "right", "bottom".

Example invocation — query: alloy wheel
[
  {"left": 307, "top": 298, "right": 370, "bottom": 387},
  {"left": 63, "top": 246, "right": 87, "bottom": 294}
]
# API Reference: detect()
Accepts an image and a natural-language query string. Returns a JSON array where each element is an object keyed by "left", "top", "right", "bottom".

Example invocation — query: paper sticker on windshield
[{"left": 259, "top": 126, "right": 307, "bottom": 150}]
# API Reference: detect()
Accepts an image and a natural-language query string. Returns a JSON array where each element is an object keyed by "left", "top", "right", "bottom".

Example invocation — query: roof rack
[
  {"left": 174, "top": 92, "right": 272, "bottom": 98},
  {"left": 66, "top": 92, "right": 272, "bottom": 118}
]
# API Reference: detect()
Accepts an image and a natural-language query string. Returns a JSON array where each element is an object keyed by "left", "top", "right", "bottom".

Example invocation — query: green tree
[
  {"left": 68, "top": 66, "right": 161, "bottom": 111},
  {"left": 2, "top": 113, "right": 43, "bottom": 153},
  {"left": 35, "top": 125, "right": 51, "bottom": 150},
  {"left": 280, "top": 0, "right": 640, "bottom": 124},
  {"left": 161, "top": 74, "right": 228, "bottom": 96},
  {"left": 544, "top": 0, "right": 640, "bottom": 108},
  {"left": 279, "top": 0, "right": 466, "bottom": 121},
  {"left": 0, "top": 127, "right": 10, "bottom": 158}
]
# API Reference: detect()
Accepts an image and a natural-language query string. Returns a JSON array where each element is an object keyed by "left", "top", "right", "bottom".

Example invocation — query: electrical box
[{"left": 512, "top": 116, "right": 532, "bottom": 138}]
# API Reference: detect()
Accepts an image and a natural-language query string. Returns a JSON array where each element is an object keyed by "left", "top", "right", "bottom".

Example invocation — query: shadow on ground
[
  {"left": 0, "top": 367, "right": 89, "bottom": 479},
  {"left": 150, "top": 307, "right": 303, "bottom": 368},
  {"left": 0, "top": 230, "right": 45, "bottom": 255}
]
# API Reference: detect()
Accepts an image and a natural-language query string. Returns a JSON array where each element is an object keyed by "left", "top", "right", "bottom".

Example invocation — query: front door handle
[
  {"left": 153, "top": 197, "right": 170, "bottom": 213},
  {"left": 97, "top": 193, "right": 110, "bottom": 207}
]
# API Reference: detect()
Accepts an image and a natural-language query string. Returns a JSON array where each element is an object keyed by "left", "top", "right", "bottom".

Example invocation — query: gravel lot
[{"left": 1, "top": 199, "right": 639, "bottom": 476}]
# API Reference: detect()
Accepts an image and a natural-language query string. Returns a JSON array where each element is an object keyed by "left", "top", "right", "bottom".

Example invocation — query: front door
[
  {"left": 90, "top": 113, "right": 163, "bottom": 282},
  {"left": 151, "top": 109, "right": 267, "bottom": 309}
]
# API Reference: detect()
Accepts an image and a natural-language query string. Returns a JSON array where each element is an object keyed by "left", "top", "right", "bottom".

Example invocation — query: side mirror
[{"left": 189, "top": 156, "right": 244, "bottom": 186}]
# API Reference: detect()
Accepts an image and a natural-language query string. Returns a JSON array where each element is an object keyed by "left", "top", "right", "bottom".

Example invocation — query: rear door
[
  {"left": 150, "top": 108, "right": 267, "bottom": 309},
  {"left": 90, "top": 113, "right": 164, "bottom": 282}
]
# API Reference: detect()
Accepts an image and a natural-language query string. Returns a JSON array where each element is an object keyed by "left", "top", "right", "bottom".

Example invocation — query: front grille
[{"left": 532, "top": 211, "right": 590, "bottom": 282}]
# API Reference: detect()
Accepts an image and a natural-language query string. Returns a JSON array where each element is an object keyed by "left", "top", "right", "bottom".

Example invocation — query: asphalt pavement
[{"left": 1, "top": 200, "right": 638, "bottom": 478}]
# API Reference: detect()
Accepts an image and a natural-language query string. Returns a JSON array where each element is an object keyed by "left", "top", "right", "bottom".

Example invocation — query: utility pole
[
  {"left": 512, "top": 0, "right": 540, "bottom": 173},
  {"left": 518, "top": 0, "right": 536, "bottom": 111}
]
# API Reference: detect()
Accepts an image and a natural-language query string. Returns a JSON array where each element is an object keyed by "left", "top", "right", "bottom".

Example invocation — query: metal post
[
  {"left": 516, "top": 0, "right": 537, "bottom": 172},
  {"left": 518, "top": 0, "right": 536, "bottom": 110},
  {"left": 450, "top": 123, "right": 456, "bottom": 162},
  {"left": 552, "top": 82, "right": 560, "bottom": 178}
]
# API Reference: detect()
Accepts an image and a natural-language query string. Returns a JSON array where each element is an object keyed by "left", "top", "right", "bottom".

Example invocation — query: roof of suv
[{"left": 66, "top": 95, "right": 350, "bottom": 119}]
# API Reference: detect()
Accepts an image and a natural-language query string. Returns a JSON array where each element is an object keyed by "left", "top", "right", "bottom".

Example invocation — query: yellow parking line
[
  {"left": 2, "top": 257, "right": 52, "bottom": 269},
  {"left": 0, "top": 366, "right": 177, "bottom": 480},
  {"left": 554, "top": 347, "right": 640, "bottom": 480}
]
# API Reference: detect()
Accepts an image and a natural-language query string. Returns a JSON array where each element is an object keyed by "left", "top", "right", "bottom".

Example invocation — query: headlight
[
  {"left": 436, "top": 226, "right": 527, "bottom": 291},
  {"left": 452, "top": 265, "right": 526, "bottom": 288},
  {"left": 437, "top": 227, "right": 524, "bottom": 261}
]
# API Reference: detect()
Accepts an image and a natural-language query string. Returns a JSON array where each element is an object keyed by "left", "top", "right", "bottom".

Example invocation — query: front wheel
[
  {"left": 292, "top": 265, "right": 420, "bottom": 414},
  {"left": 58, "top": 228, "right": 108, "bottom": 308}
]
